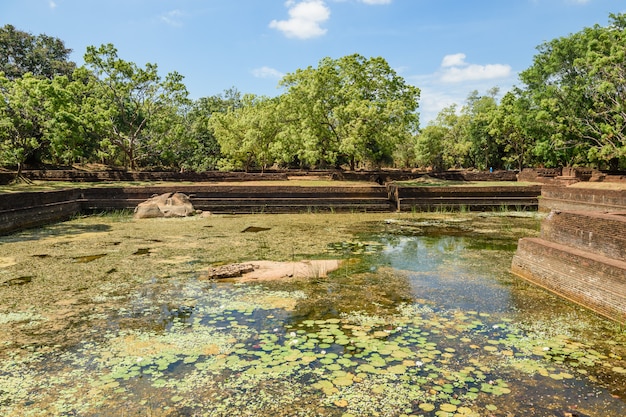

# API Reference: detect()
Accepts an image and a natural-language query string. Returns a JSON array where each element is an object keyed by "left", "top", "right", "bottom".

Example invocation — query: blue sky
[{"left": 1, "top": 0, "right": 623, "bottom": 124}]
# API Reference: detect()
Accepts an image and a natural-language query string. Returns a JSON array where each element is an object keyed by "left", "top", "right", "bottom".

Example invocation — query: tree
[
  {"left": 83, "top": 43, "right": 189, "bottom": 170},
  {"left": 520, "top": 13, "right": 626, "bottom": 168},
  {"left": 463, "top": 88, "right": 502, "bottom": 170},
  {"left": 582, "top": 13, "right": 626, "bottom": 168},
  {"left": 421, "top": 104, "right": 473, "bottom": 170},
  {"left": 415, "top": 124, "right": 445, "bottom": 170},
  {"left": 279, "top": 54, "right": 420, "bottom": 169},
  {"left": 0, "top": 73, "right": 52, "bottom": 177},
  {"left": 183, "top": 89, "right": 243, "bottom": 171},
  {"left": 209, "top": 95, "right": 283, "bottom": 171},
  {"left": 45, "top": 68, "right": 114, "bottom": 165},
  {"left": 0, "top": 24, "right": 75, "bottom": 80},
  {"left": 489, "top": 90, "right": 537, "bottom": 171}
]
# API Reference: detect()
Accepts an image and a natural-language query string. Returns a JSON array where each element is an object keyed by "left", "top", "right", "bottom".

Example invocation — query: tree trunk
[{"left": 13, "top": 162, "right": 33, "bottom": 184}]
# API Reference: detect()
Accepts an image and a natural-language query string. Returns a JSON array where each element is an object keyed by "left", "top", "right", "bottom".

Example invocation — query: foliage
[
  {"left": 45, "top": 70, "right": 111, "bottom": 165},
  {"left": 488, "top": 89, "right": 536, "bottom": 171},
  {"left": 279, "top": 54, "right": 420, "bottom": 169},
  {"left": 0, "top": 73, "right": 51, "bottom": 175},
  {"left": 463, "top": 88, "right": 503, "bottom": 170},
  {"left": 520, "top": 13, "right": 626, "bottom": 169},
  {"left": 2, "top": 15, "right": 626, "bottom": 174},
  {"left": 0, "top": 24, "right": 75, "bottom": 80},
  {"left": 83, "top": 43, "right": 190, "bottom": 169},
  {"left": 181, "top": 89, "right": 242, "bottom": 171},
  {"left": 415, "top": 104, "right": 471, "bottom": 170},
  {"left": 210, "top": 94, "right": 283, "bottom": 171}
]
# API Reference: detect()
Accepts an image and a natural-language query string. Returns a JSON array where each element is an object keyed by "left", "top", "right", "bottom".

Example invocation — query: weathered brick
[{"left": 512, "top": 200, "right": 626, "bottom": 323}]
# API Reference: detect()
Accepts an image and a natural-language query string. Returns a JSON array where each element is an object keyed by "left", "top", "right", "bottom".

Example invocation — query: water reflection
[{"left": 376, "top": 235, "right": 514, "bottom": 313}]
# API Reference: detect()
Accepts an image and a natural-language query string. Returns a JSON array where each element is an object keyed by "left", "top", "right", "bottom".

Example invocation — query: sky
[{"left": 1, "top": 0, "right": 623, "bottom": 124}]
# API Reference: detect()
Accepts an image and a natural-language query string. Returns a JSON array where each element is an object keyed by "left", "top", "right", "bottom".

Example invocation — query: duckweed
[{"left": 1, "top": 212, "right": 626, "bottom": 416}]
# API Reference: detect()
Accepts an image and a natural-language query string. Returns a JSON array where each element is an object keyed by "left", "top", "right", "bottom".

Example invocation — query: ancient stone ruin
[{"left": 512, "top": 187, "right": 626, "bottom": 323}]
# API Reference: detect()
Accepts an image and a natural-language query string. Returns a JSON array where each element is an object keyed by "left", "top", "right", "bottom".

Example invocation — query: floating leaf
[
  {"left": 334, "top": 399, "right": 348, "bottom": 407},
  {"left": 419, "top": 403, "right": 435, "bottom": 412},
  {"left": 333, "top": 376, "right": 354, "bottom": 386}
]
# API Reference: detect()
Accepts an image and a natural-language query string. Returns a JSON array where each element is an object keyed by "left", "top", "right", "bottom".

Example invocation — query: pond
[{"left": 1, "top": 212, "right": 625, "bottom": 417}]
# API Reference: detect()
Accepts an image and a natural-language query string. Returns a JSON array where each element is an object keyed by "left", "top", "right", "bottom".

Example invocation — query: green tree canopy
[
  {"left": 83, "top": 44, "right": 189, "bottom": 169},
  {"left": 0, "top": 73, "right": 52, "bottom": 176},
  {"left": 209, "top": 94, "right": 283, "bottom": 171},
  {"left": 0, "top": 24, "right": 75, "bottom": 80},
  {"left": 488, "top": 89, "right": 538, "bottom": 171},
  {"left": 520, "top": 13, "right": 626, "bottom": 168},
  {"left": 415, "top": 104, "right": 472, "bottom": 171},
  {"left": 183, "top": 89, "right": 243, "bottom": 171},
  {"left": 279, "top": 54, "right": 420, "bottom": 169}
]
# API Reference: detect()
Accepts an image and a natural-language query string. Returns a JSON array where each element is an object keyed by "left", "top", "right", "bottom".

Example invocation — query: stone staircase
[
  {"left": 80, "top": 185, "right": 395, "bottom": 214},
  {"left": 512, "top": 209, "right": 626, "bottom": 323}
]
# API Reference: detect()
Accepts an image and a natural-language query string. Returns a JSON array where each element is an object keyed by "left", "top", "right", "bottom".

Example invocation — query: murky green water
[{"left": 2, "top": 214, "right": 626, "bottom": 417}]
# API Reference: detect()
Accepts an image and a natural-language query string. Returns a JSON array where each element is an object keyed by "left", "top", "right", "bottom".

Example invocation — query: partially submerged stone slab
[
  {"left": 206, "top": 263, "right": 256, "bottom": 279},
  {"left": 203, "top": 260, "right": 341, "bottom": 281}
]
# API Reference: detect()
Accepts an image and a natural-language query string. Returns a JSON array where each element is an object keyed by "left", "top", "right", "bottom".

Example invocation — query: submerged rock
[
  {"left": 203, "top": 260, "right": 341, "bottom": 281},
  {"left": 134, "top": 192, "right": 195, "bottom": 219},
  {"left": 206, "top": 263, "right": 257, "bottom": 279}
]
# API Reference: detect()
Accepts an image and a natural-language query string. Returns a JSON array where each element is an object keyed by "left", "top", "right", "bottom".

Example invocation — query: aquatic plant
[{"left": 2, "top": 212, "right": 626, "bottom": 416}]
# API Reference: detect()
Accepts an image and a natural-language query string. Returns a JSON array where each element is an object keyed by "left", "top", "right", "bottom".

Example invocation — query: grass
[
  {"left": 0, "top": 176, "right": 546, "bottom": 194},
  {"left": 0, "top": 178, "right": 376, "bottom": 194},
  {"left": 395, "top": 180, "right": 540, "bottom": 187}
]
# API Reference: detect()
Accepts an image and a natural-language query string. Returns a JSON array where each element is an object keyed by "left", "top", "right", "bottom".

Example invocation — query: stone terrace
[{"left": 513, "top": 199, "right": 626, "bottom": 323}]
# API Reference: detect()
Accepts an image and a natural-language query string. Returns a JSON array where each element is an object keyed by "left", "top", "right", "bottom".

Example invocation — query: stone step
[{"left": 512, "top": 237, "right": 626, "bottom": 322}]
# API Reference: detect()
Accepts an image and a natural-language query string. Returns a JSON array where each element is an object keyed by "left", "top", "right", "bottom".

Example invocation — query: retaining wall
[
  {"left": 540, "top": 210, "right": 626, "bottom": 260},
  {"left": 0, "top": 170, "right": 289, "bottom": 184},
  {"left": 540, "top": 186, "right": 626, "bottom": 212},
  {"left": 388, "top": 184, "right": 541, "bottom": 211},
  {"left": 80, "top": 185, "right": 395, "bottom": 214},
  {"left": 1, "top": 169, "right": 520, "bottom": 185},
  {"left": 0, "top": 183, "right": 542, "bottom": 235},
  {"left": 512, "top": 208, "right": 626, "bottom": 323},
  {"left": 0, "top": 189, "right": 82, "bottom": 235},
  {"left": 512, "top": 237, "right": 626, "bottom": 322}
]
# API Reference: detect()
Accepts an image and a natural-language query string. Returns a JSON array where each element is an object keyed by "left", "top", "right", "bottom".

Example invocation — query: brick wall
[
  {"left": 540, "top": 186, "right": 626, "bottom": 212},
  {"left": 0, "top": 189, "right": 82, "bottom": 235},
  {"left": 388, "top": 185, "right": 541, "bottom": 211},
  {"left": 512, "top": 238, "right": 626, "bottom": 322},
  {"left": 512, "top": 207, "right": 626, "bottom": 323},
  {"left": 540, "top": 210, "right": 626, "bottom": 261}
]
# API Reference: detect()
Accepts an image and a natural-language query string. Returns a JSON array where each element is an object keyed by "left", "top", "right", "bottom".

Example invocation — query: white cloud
[
  {"left": 269, "top": 0, "right": 331, "bottom": 39},
  {"left": 417, "top": 86, "right": 460, "bottom": 125},
  {"left": 408, "top": 55, "right": 517, "bottom": 125},
  {"left": 441, "top": 53, "right": 467, "bottom": 68},
  {"left": 358, "top": 0, "right": 392, "bottom": 4},
  {"left": 160, "top": 10, "right": 185, "bottom": 27},
  {"left": 49, "top": 1, "right": 57, "bottom": 9},
  {"left": 440, "top": 63, "right": 512, "bottom": 83},
  {"left": 438, "top": 53, "right": 512, "bottom": 83},
  {"left": 252, "top": 66, "right": 285, "bottom": 79}
]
